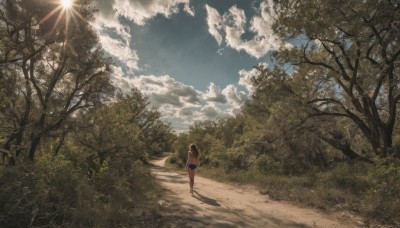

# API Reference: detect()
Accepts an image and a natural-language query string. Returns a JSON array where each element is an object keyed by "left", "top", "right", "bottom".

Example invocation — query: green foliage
[
  {"left": 0, "top": 1, "right": 174, "bottom": 221},
  {"left": 367, "top": 158, "right": 400, "bottom": 221},
  {"left": 0, "top": 0, "right": 114, "bottom": 161},
  {"left": 317, "top": 162, "right": 372, "bottom": 195},
  {"left": 71, "top": 88, "right": 173, "bottom": 169},
  {"left": 0, "top": 0, "right": 174, "bottom": 227},
  {"left": 0, "top": 155, "right": 95, "bottom": 227},
  {"left": 206, "top": 138, "right": 228, "bottom": 168},
  {"left": 170, "top": 119, "right": 400, "bottom": 225},
  {"left": 167, "top": 153, "right": 179, "bottom": 165},
  {"left": 168, "top": 3, "right": 399, "bottom": 224},
  {"left": 0, "top": 145, "right": 166, "bottom": 227},
  {"left": 256, "top": 155, "right": 283, "bottom": 174},
  {"left": 172, "top": 133, "right": 191, "bottom": 167},
  {"left": 272, "top": 0, "right": 400, "bottom": 157}
]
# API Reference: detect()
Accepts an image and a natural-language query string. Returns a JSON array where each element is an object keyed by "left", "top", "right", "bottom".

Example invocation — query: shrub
[
  {"left": 0, "top": 150, "right": 164, "bottom": 227},
  {"left": 0, "top": 154, "right": 97, "bottom": 227},
  {"left": 367, "top": 158, "right": 400, "bottom": 222},
  {"left": 256, "top": 155, "right": 283, "bottom": 174},
  {"left": 322, "top": 162, "right": 372, "bottom": 194}
]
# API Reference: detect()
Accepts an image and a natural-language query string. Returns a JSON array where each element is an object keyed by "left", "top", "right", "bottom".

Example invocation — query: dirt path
[{"left": 150, "top": 156, "right": 363, "bottom": 228}]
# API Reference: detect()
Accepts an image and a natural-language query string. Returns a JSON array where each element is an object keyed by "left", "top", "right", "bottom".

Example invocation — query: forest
[{"left": 1, "top": 0, "right": 399, "bottom": 227}]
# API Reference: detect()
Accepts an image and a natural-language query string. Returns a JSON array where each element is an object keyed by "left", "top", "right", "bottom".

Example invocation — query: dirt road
[{"left": 150, "top": 156, "right": 363, "bottom": 228}]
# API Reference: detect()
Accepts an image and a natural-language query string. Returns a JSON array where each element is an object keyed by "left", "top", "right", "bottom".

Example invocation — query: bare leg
[
  {"left": 192, "top": 170, "right": 196, "bottom": 194},
  {"left": 190, "top": 178, "right": 194, "bottom": 195},
  {"left": 188, "top": 169, "right": 195, "bottom": 195},
  {"left": 187, "top": 169, "right": 191, "bottom": 193}
]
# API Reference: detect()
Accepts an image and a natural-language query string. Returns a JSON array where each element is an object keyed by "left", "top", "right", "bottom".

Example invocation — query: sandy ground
[{"left": 150, "top": 156, "right": 364, "bottom": 228}]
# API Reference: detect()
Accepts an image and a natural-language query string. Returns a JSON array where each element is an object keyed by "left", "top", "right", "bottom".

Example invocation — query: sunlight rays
[{"left": 38, "top": 0, "right": 84, "bottom": 43}]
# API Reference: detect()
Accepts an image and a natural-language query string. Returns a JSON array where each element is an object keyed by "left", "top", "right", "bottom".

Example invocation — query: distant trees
[{"left": 74, "top": 88, "right": 174, "bottom": 172}]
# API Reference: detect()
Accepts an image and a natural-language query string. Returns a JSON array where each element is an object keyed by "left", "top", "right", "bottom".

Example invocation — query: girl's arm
[{"left": 185, "top": 151, "right": 190, "bottom": 170}]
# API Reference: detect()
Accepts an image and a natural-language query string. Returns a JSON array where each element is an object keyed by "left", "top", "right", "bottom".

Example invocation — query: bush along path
[{"left": 150, "top": 156, "right": 364, "bottom": 228}]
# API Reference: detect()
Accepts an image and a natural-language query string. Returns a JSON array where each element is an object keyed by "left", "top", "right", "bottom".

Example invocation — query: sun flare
[{"left": 61, "top": 0, "right": 72, "bottom": 9}]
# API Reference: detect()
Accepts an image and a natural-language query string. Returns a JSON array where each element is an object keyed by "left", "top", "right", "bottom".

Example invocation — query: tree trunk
[
  {"left": 29, "top": 136, "right": 41, "bottom": 161},
  {"left": 318, "top": 148, "right": 328, "bottom": 169},
  {"left": 320, "top": 135, "right": 360, "bottom": 159},
  {"left": 382, "top": 124, "right": 394, "bottom": 156},
  {"left": 54, "top": 133, "right": 67, "bottom": 156}
]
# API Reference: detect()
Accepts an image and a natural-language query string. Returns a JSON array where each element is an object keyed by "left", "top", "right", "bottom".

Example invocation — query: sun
[{"left": 61, "top": 0, "right": 73, "bottom": 9}]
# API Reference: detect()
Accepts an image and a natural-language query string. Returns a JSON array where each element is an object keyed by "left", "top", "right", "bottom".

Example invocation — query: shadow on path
[{"left": 193, "top": 190, "right": 221, "bottom": 207}]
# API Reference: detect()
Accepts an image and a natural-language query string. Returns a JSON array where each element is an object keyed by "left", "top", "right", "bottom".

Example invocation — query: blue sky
[{"left": 93, "top": 0, "right": 287, "bottom": 132}]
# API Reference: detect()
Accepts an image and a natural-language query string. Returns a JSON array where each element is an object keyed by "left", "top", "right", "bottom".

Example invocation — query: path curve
[{"left": 150, "top": 156, "right": 362, "bottom": 228}]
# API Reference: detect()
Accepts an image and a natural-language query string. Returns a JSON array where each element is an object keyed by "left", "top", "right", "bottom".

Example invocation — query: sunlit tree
[
  {"left": 268, "top": 0, "right": 400, "bottom": 157},
  {"left": 0, "top": 0, "right": 114, "bottom": 161}
]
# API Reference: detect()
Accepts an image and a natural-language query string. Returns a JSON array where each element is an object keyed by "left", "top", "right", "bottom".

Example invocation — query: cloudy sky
[{"left": 92, "top": 0, "right": 287, "bottom": 133}]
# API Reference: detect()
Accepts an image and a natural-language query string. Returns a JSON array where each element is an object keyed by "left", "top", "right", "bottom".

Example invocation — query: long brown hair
[{"left": 189, "top": 144, "right": 199, "bottom": 158}]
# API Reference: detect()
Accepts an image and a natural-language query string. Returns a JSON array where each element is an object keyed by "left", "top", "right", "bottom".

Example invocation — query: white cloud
[
  {"left": 238, "top": 66, "right": 264, "bottom": 94},
  {"left": 152, "top": 93, "right": 184, "bottom": 107},
  {"left": 216, "top": 48, "right": 224, "bottom": 55},
  {"left": 127, "top": 75, "right": 201, "bottom": 108},
  {"left": 205, "top": 0, "right": 288, "bottom": 59},
  {"left": 201, "top": 105, "right": 223, "bottom": 119},
  {"left": 222, "top": 84, "right": 248, "bottom": 107},
  {"left": 205, "top": 4, "right": 223, "bottom": 45},
  {"left": 223, "top": 5, "right": 246, "bottom": 29},
  {"left": 103, "top": 0, "right": 194, "bottom": 26},
  {"left": 203, "top": 83, "right": 227, "bottom": 103},
  {"left": 99, "top": 35, "right": 139, "bottom": 72},
  {"left": 95, "top": 1, "right": 266, "bottom": 133},
  {"left": 110, "top": 66, "right": 136, "bottom": 92},
  {"left": 184, "top": 3, "right": 195, "bottom": 17},
  {"left": 93, "top": 0, "right": 194, "bottom": 73},
  {"left": 178, "top": 107, "right": 195, "bottom": 117},
  {"left": 110, "top": 68, "right": 251, "bottom": 132},
  {"left": 95, "top": 0, "right": 117, "bottom": 19}
]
